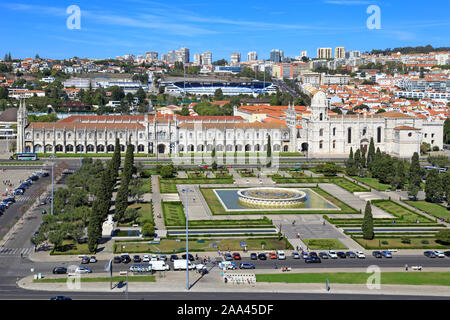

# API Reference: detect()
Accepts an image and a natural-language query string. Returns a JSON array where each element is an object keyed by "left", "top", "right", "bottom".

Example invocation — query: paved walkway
[{"left": 150, "top": 175, "right": 166, "bottom": 237}]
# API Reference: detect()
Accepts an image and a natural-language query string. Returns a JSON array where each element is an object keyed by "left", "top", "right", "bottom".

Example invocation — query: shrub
[
  {"left": 401, "top": 237, "right": 411, "bottom": 244},
  {"left": 381, "top": 240, "right": 389, "bottom": 245},
  {"left": 421, "top": 240, "right": 429, "bottom": 244}
]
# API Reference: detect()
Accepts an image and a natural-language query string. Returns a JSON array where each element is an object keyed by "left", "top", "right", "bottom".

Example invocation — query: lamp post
[
  {"left": 182, "top": 188, "right": 190, "bottom": 290},
  {"left": 50, "top": 154, "right": 54, "bottom": 216}
]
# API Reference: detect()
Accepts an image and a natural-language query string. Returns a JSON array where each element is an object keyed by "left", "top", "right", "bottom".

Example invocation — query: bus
[{"left": 15, "top": 153, "right": 39, "bottom": 161}]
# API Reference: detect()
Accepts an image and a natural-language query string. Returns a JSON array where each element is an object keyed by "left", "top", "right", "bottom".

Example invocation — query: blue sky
[{"left": 1, "top": 0, "right": 449, "bottom": 60}]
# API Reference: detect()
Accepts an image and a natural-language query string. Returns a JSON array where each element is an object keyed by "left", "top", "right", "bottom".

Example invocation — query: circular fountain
[{"left": 237, "top": 187, "right": 307, "bottom": 208}]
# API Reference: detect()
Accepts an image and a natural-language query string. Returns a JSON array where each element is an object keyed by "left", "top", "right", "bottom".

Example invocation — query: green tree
[
  {"left": 48, "top": 230, "right": 65, "bottom": 251},
  {"left": 266, "top": 135, "right": 272, "bottom": 167},
  {"left": 425, "top": 169, "right": 444, "bottom": 203},
  {"left": 214, "top": 88, "right": 224, "bottom": 100},
  {"left": 114, "top": 181, "right": 129, "bottom": 222},
  {"left": 124, "top": 208, "right": 140, "bottom": 224},
  {"left": 142, "top": 222, "right": 155, "bottom": 236},
  {"left": 367, "top": 137, "right": 375, "bottom": 170},
  {"left": 361, "top": 201, "right": 374, "bottom": 240}
]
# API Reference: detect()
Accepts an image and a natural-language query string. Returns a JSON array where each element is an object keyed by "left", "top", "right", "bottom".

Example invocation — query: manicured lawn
[
  {"left": 333, "top": 177, "right": 370, "bottom": 193},
  {"left": 256, "top": 272, "right": 450, "bottom": 286},
  {"left": 353, "top": 236, "right": 450, "bottom": 249},
  {"left": 127, "top": 201, "right": 153, "bottom": 226},
  {"left": 114, "top": 238, "right": 291, "bottom": 254},
  {"left": 352, "top": 177, "right": 391, "bottom": 191},
  {"left": 302, "top": 239, "right": 347, "bottom": 250},
  {"left": 371, "top": 200, "right": 433, "bottom": 223},
  {"left": 162, "top": 201, "right": 186, "bottom": 226},
  {"left": 34, "top": 276, "right": 156, "bottom": 283},
  {"left": 404, "top": 201, "right": 450, "bottom": 221},
  {"left": 50, "top": 241, "right": 92, "bottom": 255},
  {"left": 139, "top": 178, "right": 152, "bottom": 194},
  {"left": 270, "top": 176, "right": 369, "bottom": 193}
]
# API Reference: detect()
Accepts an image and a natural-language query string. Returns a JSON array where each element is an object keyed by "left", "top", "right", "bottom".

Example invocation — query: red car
[
  {"left": 233, "top": 252, "right": 241, "bottom": 260},
  {"left": 269, "top": 252, "right": 277, "bottom": 259}
]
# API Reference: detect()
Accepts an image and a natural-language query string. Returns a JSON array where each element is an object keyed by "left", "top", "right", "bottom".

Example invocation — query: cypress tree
[
  {"left": 367, "top": 138, "right": 375, "bottom": 170},
  {"left": 266, "top": 135, "right": 272, "bottom": 167},
  {"left": 362, "top": 201, "right": 374, "bottom": 240},
  {"left": 114, "top": 180, "right": 129, "bottom": 222},
  {"left": 354, "top": 149, "right": 361, "bottom": 169},
  {"left": 425, "top": 169, "right": 443, "bottom": 203},
  {"left": 361, "top": 149, "right": 366, "bottom": 168}
]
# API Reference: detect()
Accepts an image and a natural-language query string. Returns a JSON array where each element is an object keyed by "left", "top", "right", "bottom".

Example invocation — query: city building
[
  {"left": 301, "top": 51, "right": 307, "bottom": 58},
  {"left": 247, "top": 51, "right": 258, "bottom": 62},
  {"left": 335, "top": 47, "right": 345, "bottom": 59},
  {"left": 194, "top": 54, "right": 202, "bottom": 65},
  {"left": 270, "top": 49, "right": 284, "bottom": 63},
  {"left": 317, "top": 48, "right": 332, "bottom": 59},
  {"left": 201, "top": 52, "right": 212, "bottom": 66},
  {"left": 230, "top": 52, "right": 241, "bottom": 64}
]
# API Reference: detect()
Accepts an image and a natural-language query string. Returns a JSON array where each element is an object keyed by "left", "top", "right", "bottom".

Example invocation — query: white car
[
  {"left": 328, "top": 250, "right": 338, "bottom": 259},
  {"left": 276, "top": 250, "right": 286, "bottom": 260},
  {"left": 434, "top": 251, "right": 445, "bottom": 258},
  {"left": 151, "top": 254, "right": 158, "bottom": 261},
  {"left": 355, "top": 251, "right": 366, "bottom": 259},
  {"left": 142, "top": 254, "right": 150, "bottom": 262},
  {"left": 75, "top": 266, "right": 92, "bottom": 274},
  {"left": 195, "top": 264, "right": 206, "bottom": 271}
]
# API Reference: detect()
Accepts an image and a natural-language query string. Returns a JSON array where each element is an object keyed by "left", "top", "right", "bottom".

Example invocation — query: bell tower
[
  {"left": 16, "top": 97, "right": 28, "bottom": 153},
  {"left": 311, "top": 91, "right": 329, "bottom": 122}
]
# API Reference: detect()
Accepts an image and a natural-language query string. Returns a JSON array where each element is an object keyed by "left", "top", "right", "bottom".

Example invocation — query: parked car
[
  {"left": 170, "top": 254, "right": 178, "bottom": 262},
  {"left": 250, "top": 253, "right": 258, "bottom": 260},
  {"left": 372, "top": 251, "right": 383, "bottom": 258},
  {"left": 4, "top": 198, "right": 15, "bottom": 203},
  {"left": 159, "top": 254, "right": 167, "bottom": 261},
  {"left": 328, "top": 250, "right": 338, "bottom": 259},
  {"left": 433, "top": 251, "right": 445, "bottom": 258},
  {"left": 142, "top": 254, "right": 150, "bottom": 262},
  {"left": 269, "top": 252, "right": 277, "bottom": 259},
  {"left": 346, "top": 251, "right": 356, "bottom": 258},
  {"left": 133, "top": 255, "right": 141, "bottom": 263},
  {"left": 355, "top": 251, "right": 366, "bottom": 259},
  {"left": 292, "top": 252, "right": 300, "bottom": 259},
  {"left": 381, "top": 251, "right": 392, "bottom": 258},
  {"left": 309, "top": 252, "right": 318, "bottom": 257},
  {"left": 121, "top": 255, "right": 131, "bottom": 263},
  {"left": 81, "top": 256, "right": 90, "bottom": 264},
  {"left": 277, "top": 250, "right": 286, "bottom": 260},
  {"left": 305, "top": 256, "right": 321, "bottom": 263},
  {"left": 219, "top": 261, "right": 236, "bottom": 270},
  {"left": 151, "top": 254, "right": 158, "bottom": 261},
  {"left": 444, "top": 251, "right": 450, "bottom": 257},
  {"left": 233, "top": 252, "right": 241, "bottom": 260},
  {"left": 424, "top": 251, "right": 436, "bottom": 258},
  {"left": 13, "top": 189, "right": 24, "bottom": 196},
  {"left": 258, "top": 253, "right": 267, "bottom": 260},
  {"left": 113, "top": 256, "right": 122, "bottom": 263},
  {"left": 182, "top": 254, "right": 195, "bottom": 261},
  {"left": 301, "top": 251, "right": 309, "bottom": 259},
  {"left": 89, "top": 256, "right": 97, "bottom": 263},
  {"left": 52, "top": 267, "right": 67, "bottom": 274},
  {"left": 224, "top": 253, "right": 233, "bottom": 261},
  {"left": 337, "top": 252, "right": 346, "bottom": 259},
  {"left": 40, "top": 199, "right": 47, "bottom": 206},
  {"left": 319, "top": 252, "right": 329, "bottom": 259},
  {"left": 239, "top": 263, "right": 255, "bottom": 269}
]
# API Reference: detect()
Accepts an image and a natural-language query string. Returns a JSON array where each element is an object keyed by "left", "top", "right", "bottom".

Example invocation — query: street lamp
[
  {"left": 51, "top": 152, "right": 54, "bottom": 216},
  {"left": 182, "top": 188, "right": 190, "bottom": 290}
]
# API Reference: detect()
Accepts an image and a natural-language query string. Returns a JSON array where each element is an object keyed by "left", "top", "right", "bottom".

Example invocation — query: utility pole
[
  {"left": 185, "top": 188, "right": 189, "bottom": 290},
  {"left": 51, "top": 155, "right": 54, "bottom": 216}
]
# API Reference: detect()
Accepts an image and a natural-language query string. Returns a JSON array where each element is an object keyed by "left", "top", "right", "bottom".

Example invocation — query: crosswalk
[
  {"left": 0, "top": 247, "right": 33, "bottom": 256},
  {"left": 14, "top": 196, "right": 33, "bottom": 203}
]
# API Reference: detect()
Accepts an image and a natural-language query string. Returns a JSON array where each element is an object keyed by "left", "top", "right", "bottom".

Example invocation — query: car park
[
  {"left": 277, "top": 250, "right": 286, "bottom": 260},
  {"left": 250, "top": 253, "right": 258, "bottom": 260},
  {"left": 170, "top": 254, "right": 178, "bottom": 262},
  {"left": 381, "top": 251, "right": 392, "bottom": 258},
  {"left": 337, "top": 252, "right": 346, "bottom": 258},
  {"left": 239, "top": 263, "right": 255, "bottom": 269},
  {"left": 328, "top": 250, "right": 338, "bottom": 259},
  {"left": 113, "top": 256, "right": 122, "bottom": 263},
  {"left": 433, "top": 251, "right": 445, "bottom": 258},
  {"left": 319, "top": 252, "right": 328, "bottom": 259},
  {"left": 346, "top": 251, "right": 356, "bottom": 258},
  {"left": 52, "top": 267, "right": 67, "bottom": 274},
  {"left": 258, "top": 253, "right": 267, "bottom": 260},
  {"left": 133, "top": 255, "right": 141, "bottom": 263},
  {"left": 233, "top": 252, "right": 241, "bottom": 260},
  {"left": 305, "top": 256, "right": 321, "bottom": 263},
  {"left": 89, "top": 256, "right": 97, "bottom": 263},
  {"left": 292, "top": 252, "right": 300, "bottom": 259},
  {"left": 372, "top": 251, "right": 383, "bottom": 258}
]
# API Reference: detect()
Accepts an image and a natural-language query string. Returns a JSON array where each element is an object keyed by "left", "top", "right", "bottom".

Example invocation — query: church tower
[
  {"left": 311, "top": 90, "right": 329, "bottom": 122},
  {"left": 286, "top": 102, "right": 297, "bottom": 152},
  {"left": 16, "top": 97, "right": 28, "bottom": 153}
]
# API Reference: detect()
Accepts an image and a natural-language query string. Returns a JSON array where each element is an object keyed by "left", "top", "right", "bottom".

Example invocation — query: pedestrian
[{"left": 405, "top": 264, "right": 408, "bottom": 272}]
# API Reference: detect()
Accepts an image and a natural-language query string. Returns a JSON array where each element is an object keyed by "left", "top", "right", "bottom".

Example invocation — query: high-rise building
[
  {"left": 270, "top": 49, "right": 284, "bottom": 63},
  {"left": 335, "top": 47, "right": 345, "bottom": 59},
  {"left": 345, "top": 50, "right": 360, "bottom": 59},
  {"left": 247, "top": 51, "right": 258, "bottom": 61},
  {"left": 230, "top": 52, "right": 241, "bottom": 64},
  {"left": 202, "top": 52, "right": 212, "bottom": 65},
  {"left": 146, "top": 51, "right": 158, "bottom": 60},
  {"left": 301, "top": 51, "right": 307, "bottom": 58},
  {"left": 194, "top": 53, "right": 202, "bottom": 65},
  {"left": 317, "top": 48, "right": 332, "bottom": 59},
  {"left": 179, "top": 47, "right": 190, "bottom": 64},
  {"left": 167, "top": 50, "right": 177, "bottom": 63}
]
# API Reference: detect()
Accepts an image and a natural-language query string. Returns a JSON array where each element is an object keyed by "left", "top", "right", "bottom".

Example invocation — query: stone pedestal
[{"left": 102, "top": 215, "right": 116, "bottom": 237}]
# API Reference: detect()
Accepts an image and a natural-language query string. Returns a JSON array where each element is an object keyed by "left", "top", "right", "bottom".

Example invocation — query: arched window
[
  {"left": 347, "top": 128, "right": 352, "bottom": 143},
  {"left": 333, "top": 128, "right": 336, "bottom": 136},
  {"left": 333, "top": 140, "right": 336, "bottom": 149},
  {"left": 377, "top": 127, "right": 382, "bottom": 143},
  {"left": 319, "top": 140, "right": 323, "bottom": 149},
  {"left": 319, "top": 113, "right": 323, "bottom": 121},
  {"left": 319, "top": 129, "right": 324, "bottom": 137}
]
